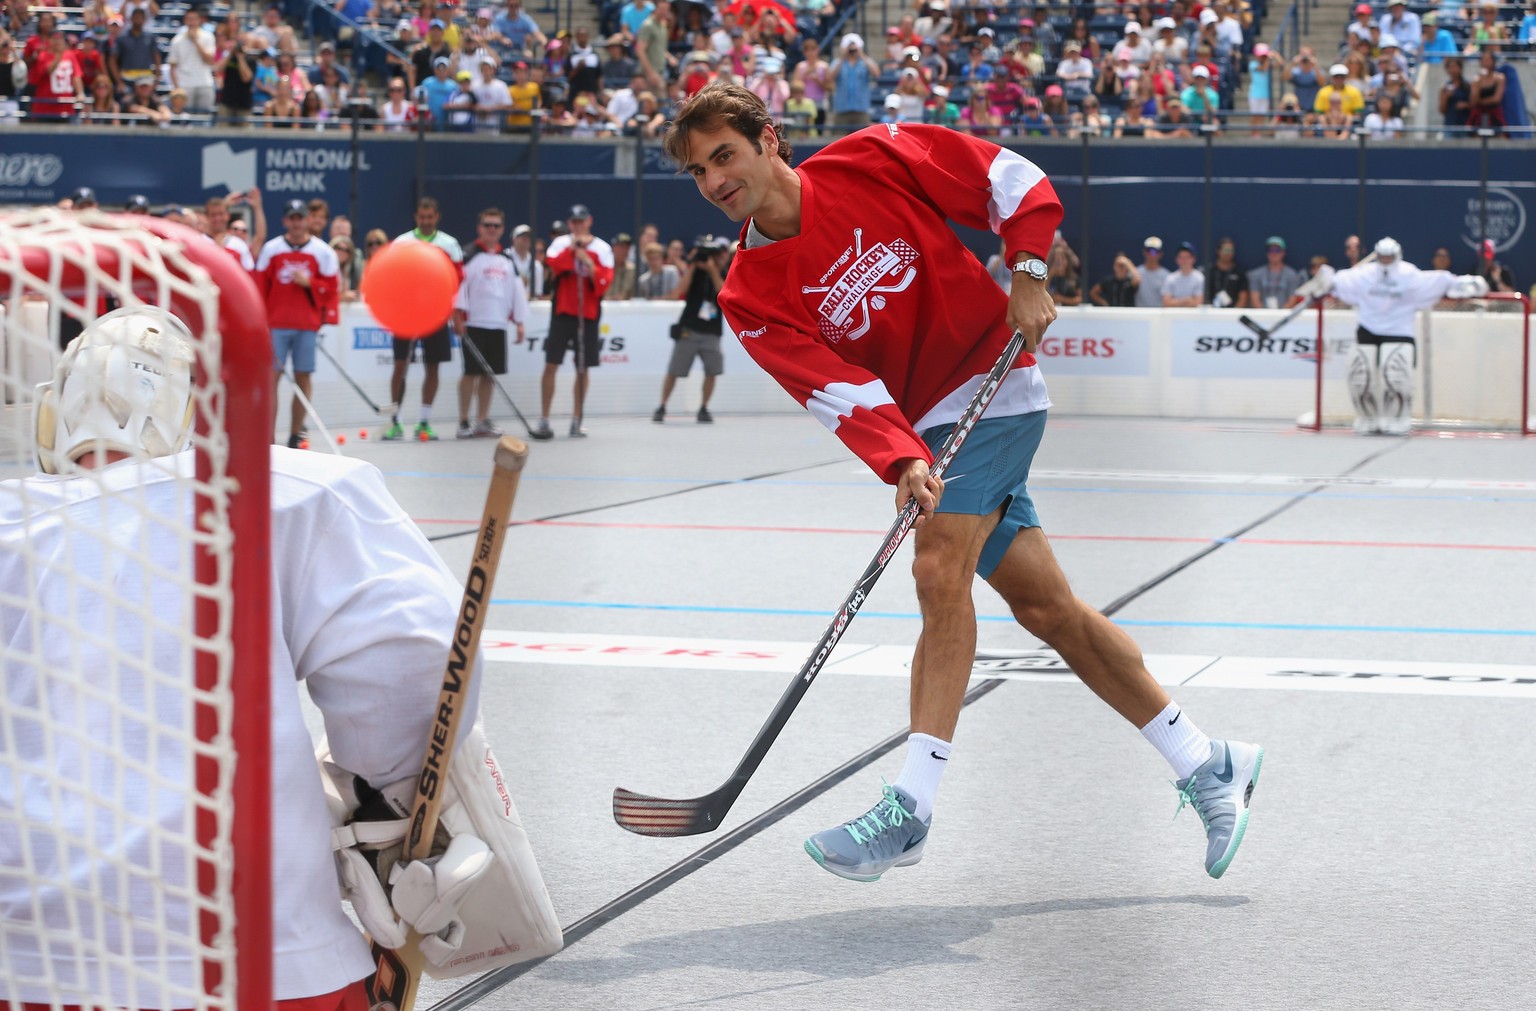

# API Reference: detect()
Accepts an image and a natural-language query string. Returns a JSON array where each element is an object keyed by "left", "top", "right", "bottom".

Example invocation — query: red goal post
[
  {"left": 1302, "top": 292, "right": 1533, "bottom": 435},
  {"left": 0, "top": 210, "right": 271, "bottom": 1011}
]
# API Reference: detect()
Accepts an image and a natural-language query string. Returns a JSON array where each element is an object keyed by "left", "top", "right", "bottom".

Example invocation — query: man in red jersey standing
[{"left": 664, "top": 83, "right": 1263, "bottom": 883}]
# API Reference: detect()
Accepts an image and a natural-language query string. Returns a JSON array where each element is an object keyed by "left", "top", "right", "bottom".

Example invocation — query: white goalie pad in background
[{"left": 321, "top": 721, "right": 564, "bottom": 978}]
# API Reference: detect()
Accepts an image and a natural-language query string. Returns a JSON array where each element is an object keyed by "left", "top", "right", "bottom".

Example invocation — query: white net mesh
[{"left": 0, "top": 209, "right": 244, "bottom": 1009}]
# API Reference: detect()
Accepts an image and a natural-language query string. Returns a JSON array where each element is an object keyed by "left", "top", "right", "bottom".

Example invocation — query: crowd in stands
[{"left": 1, "top": 0, "right": 1530, "bottom": 135}]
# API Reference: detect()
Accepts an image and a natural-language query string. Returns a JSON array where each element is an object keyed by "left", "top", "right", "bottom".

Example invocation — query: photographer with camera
[{"left": 652, "top": 235, "right": 731, "bottom": 424}]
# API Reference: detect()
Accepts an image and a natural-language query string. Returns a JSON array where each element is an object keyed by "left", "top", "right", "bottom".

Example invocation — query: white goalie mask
[
  {"left": 1373, "top": 237, "right": 1402, "bottom": 265},
  {"left": 34, "top": 306, "right": 197, "bottom": 475}
]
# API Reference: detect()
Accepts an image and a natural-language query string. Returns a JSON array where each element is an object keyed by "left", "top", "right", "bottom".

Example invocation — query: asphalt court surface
[{"left": 332, "top": 413, "right": 1535, "bottom": 1011}]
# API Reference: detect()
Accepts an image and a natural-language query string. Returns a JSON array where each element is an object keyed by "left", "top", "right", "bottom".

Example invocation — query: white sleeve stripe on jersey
[
  {"left": 985, "top": 147, "right": 1047, "bottom": 234},
  {"left": 805, "top": 378, "right": 897, "bottom": 434}
]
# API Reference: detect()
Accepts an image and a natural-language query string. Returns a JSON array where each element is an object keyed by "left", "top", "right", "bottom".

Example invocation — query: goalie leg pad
[
  {"left": 321, "top": 722, "right": 563, "bottom": 979},
  {"left": 1378, "top": 340, "right": 1416, "bottom": 435},
  {"left": 1348, "top": 342, "right": 1380, "bottom": 435},
  {"left": 426, "top": 721, "right": 563, "bottom": 977}
]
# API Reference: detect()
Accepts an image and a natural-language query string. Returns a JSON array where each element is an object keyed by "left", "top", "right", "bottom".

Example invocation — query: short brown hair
[{"left": 662, "top": 82, "right": 792, "bottom": 170}]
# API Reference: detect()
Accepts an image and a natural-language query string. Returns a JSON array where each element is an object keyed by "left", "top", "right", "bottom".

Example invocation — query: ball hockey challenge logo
[{"left": 802, "top": 228, "right": 919, "bottom": 343}]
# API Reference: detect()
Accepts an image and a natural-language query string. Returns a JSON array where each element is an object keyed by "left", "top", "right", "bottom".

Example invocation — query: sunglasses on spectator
[
  {"left": 367, "top": 239, "right": 386, "bottom": 247},
  {"left": 480, "top": 221, "right": 504, "bottom": 229}
]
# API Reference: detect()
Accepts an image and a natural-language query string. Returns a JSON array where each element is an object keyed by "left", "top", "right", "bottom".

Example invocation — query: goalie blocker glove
[{"left": 321, "top": 722, "right": 563, "bottom": 975}]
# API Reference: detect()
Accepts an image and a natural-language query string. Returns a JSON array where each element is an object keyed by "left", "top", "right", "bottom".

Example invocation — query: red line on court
[{"left": 411, "top": 517, "right": 1536, "bottom": 552}]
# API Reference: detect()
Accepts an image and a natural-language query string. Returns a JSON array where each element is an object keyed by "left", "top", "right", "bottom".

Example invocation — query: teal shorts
[{"left": 920, "top": 409, "right": 1047, "bottom": 580}]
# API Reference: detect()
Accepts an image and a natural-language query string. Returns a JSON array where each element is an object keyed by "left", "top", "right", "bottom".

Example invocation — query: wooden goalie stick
[
  {"left": 1238, "top": 252, "right": 1377, "bottom": 340},
  {"left": 365, "top": 435, "right": 528, "bottom": 1011},
  {"left": 613, "top": 328, "right": 1033, "bottom": 837}
]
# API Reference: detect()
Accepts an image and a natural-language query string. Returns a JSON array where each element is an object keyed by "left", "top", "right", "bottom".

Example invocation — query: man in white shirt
[
  {"left": 606, "top": 71, "right": 645, "bottom": 125},
  {"left": 1134, "top": 236, "right": 1171, "bottom": 308},
  {"left": 1152, "top": 17, "right": 1188, "bottom": 63},
  {"left": 1112, "top": 22, "right": 1152, "bottom": 65},
  {"left": 1380, "top": 0, "right": 1422, "bottom": 56},
  {"left": 167, "top": 7, "right": 217, "bottom": 113},
  {"left": 453, "top": 207, "right": 530, "bottom": 437}
]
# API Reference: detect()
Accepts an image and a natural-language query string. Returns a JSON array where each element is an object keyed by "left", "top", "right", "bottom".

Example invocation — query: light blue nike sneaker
[
  {"left": 1174, "top": 739, "right": 1264, "bottom": 879},
  {"left": 805, "top": 782, "right": 929, "bottom": 882}
]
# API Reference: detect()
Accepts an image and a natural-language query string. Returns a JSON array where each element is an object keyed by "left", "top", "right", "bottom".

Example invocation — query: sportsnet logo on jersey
[{"left": 800, "top": 227, "right": 919, "bottom": 343}]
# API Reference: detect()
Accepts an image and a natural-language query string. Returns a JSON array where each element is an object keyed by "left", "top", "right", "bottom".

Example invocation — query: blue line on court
[{"left": 488, "top": 598, "right": 1536, "bottom": 637}]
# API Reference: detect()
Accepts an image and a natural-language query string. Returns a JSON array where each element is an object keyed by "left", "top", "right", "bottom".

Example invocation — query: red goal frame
[
  {"left": 1304, "top": 292, "right": 1533, "bottom": 435},
  {"left": 1, "top": 214, "right": 273, "bottom": 1010}
]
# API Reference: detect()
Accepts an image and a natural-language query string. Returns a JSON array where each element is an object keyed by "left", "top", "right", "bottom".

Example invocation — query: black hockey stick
[
  {"left": 613, "top": 327, "right": 1032, "bottom": 837},
  {"left": 460, "top": 330, "right": 554, "bottom": 440},
  {"left": 317, "top": 338, "right": 394, "bottom": 415}
]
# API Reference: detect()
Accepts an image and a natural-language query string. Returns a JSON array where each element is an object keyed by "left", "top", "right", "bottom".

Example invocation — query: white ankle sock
[
  {"left": 1141, "top": 702, "right": 1214, "bottom": 780},
  {"left": 892, "top": 733, "right": 950, "bottom": 821},
  {"left": 420, "top": 409, "right": 432, "bottom": 424}
]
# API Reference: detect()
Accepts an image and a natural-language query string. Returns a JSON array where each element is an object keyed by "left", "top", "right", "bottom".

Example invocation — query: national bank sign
[{"left": 201, "top": 141, "right": 372, "bottom": 195}]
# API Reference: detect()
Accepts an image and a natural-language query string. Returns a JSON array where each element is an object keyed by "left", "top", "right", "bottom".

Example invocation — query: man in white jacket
[{"left": 1326, "top": 237, "right": 1488, "bottom": 434}]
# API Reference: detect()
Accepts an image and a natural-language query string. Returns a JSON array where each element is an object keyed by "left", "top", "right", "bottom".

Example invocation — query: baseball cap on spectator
[
  {"left": 1388, "top": 0, "right": 1406, "bottom": 6},
  {"left": 568, "top": 204, "right": 591, "bottom": 221},
  {"left": 1124, "top": 21, "right": 1142, "bottom": 34},
  {"left": 901, "top": 45, "right": 921, "bottom": 59},
  {"left": 886, "top": 26, "right": 902, "bottom": 36},
  {"left": 977, "top": 26, "right": 995, "bottom": 37},
  {"left": 318, "top": 40, "right": 335, "bottom": 52},
  {"left": 759, "top": 56, "right": 784, "bottom": 73},
  {"left": 1191, "top": 64, "right": 1210, "bottom": 77},
  {"left": 900, "top": 66, "right": 919, "bottom": 78},
  {"left": 1422, "top": 12, "right": 1439, "bottom": 25},
  {"left": 1156, "top": 16, "right": 1176, "bottom": 30},
  {"left": 456, "top": 70, "right": 473, "bottom": 81},
  {"left": 477, "top": 6, "right": 493, "bottom": 17},
  {"left": 1380, "top": 34, "right": 1400, "bottom": 48},
  {"left": 396, "top": 19, "right": 413, "bottom": 33},
  {"left": 283, "top": 199, "right": 307, "bottom": 217},
  {"left": 1199, "top": 8, "right": 1218, "bottom": 24},
  {"left": 1253, "top": 43, "right": 1270, "bottom": 57},
  {"left": 512, "top": 224, "right": 532, "bottom": 237},
  {"left": 433, "top": 56, "right": 451, "bottom": 69},
  {"left": 1354, "top": 2, "right": 1371, "bottom": 12},
  {"left": 1044, "top": 83, "right": 1063, "bottom": 96},
  {"left": 1329, "top": 63, "right": 1348, "bottom": 76},
  {"left": 840, "top": 33, "right": 864, "bottom": 51},
  {"left": 612, "top": 232, "right": 633, "bottom": 245},
  {"left": 931, "top": 84, "right": 949, "bottom": 97},
  {"left": 1144, "top": 236, "right": 1164, "bottom": 250},
  {"left": 1063, "top": 39, "right": 1081, "bottom": 51},
  {"left": 1266, "top": 235, "right": 1287, "bottom": 250},
  {"left": 1178, "top": 241, "right": 1197, "bottom": 256},
  {"left": 1023, "top": 95, "right": 1041, "bottom": 108},
  {"left": 429, "top": 18, "right": 446, "bottom": 29},
  {"left": 125, "top": 194, "right": 150, "bottom": 213},
  {"left": 1020, "top": 18, "right": 1035, "bottom": 28},
  {"left": 883, "top": 93, "right": 902, "bottom": 109},
  {"left": 70, "top": 187, "right": 97, "bottom": 208}
]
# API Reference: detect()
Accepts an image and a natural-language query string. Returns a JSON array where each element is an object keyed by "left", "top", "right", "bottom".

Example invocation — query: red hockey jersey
[
  {"left": 255, "top": 235, "right": 339, "bottom": 331},
  {"left": 545, "top": 235, "right": 614, "bottom": 320},
  {"left": 719, "top": 124, "right": 1062, "bottom": 484}
]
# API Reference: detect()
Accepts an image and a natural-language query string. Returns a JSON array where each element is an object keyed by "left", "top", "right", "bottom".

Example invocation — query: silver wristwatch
[{"left": 1011, "top": 257, "right": 1049, "bottom": 282}]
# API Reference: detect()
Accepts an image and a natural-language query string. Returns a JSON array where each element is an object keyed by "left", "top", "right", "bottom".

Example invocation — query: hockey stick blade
[
  {"left": 612, "top": 329, "right": 1030, "bottom": 838},
  {"left": 1237, "top": 314, "right": 1272, "bottom": 339}
]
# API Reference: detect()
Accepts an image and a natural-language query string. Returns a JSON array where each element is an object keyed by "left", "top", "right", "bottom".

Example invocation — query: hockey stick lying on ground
[
  {"left": 282, "top": 369, "right": 340, "bottom": 454},
  {"left": 612, "top": 328, "right": 1032, "bottom": 837},
  {"left": 318, "top": 336, "right": 396, "bottom": 416},
  {"left": 460, "top": 332, "right": 553, "bottom": 441},
  {"left": 365, "top": 436, "right": 528, "bottom": 1011},
  {"left": 1238, "top": 252, "right": 1376, "bottom": 340}
]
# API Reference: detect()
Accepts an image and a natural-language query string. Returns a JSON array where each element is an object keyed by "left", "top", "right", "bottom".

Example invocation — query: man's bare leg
[
  {"left": 908, "top": 509, "right": 1001, "bottom": 741},
  {"left": 291, "top": 371, "right": 312, "bottom": 440},
  {"left": 984, "top": 527, "right": 1167, "bottom": 726},
  {"left": 540, "top": 363, "right": 558, "bottom": 418}
]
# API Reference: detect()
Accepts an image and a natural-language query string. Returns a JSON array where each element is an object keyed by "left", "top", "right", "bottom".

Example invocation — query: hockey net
[
  {"left": 1301, "top": 292, "right": 1533, "bottom": 434},
  {"left": 0, "top": 210, "right": 271, "bottom": 1010}
]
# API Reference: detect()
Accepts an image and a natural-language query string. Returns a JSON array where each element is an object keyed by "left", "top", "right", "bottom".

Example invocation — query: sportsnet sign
[{"left": 1168, "top": 317, "right": 1355, "bottom": 379}]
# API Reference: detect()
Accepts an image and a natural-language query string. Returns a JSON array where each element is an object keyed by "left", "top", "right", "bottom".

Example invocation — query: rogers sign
[{"left": 1031, "top": 319, "right": 1152, "bottom": 376}]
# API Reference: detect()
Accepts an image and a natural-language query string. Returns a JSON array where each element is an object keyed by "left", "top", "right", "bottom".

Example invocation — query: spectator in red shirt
[
  {"left": 23, "top": 11, "right": 58, "bottom": 65},
  {"left": 256, "top": 198, "right": 340, "bottom": 448},
  {"left": 28, "top": 31, "right": 84, "bottom": 121}
]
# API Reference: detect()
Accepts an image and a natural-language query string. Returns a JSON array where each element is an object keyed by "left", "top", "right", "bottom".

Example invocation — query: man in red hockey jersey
[
  {"left": 256, "top": 198, "right": 340, "bottom": 448},
  {"left": 665, "top": 84, "right": 1263, "bottom": 883}
]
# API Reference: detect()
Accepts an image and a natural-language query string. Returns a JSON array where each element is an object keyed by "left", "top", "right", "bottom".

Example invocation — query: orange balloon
[{"left": 361, "top": 240, "right": 458, "bottom": 338}]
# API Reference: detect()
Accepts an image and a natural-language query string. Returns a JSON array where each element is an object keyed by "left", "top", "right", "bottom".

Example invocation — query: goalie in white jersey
[
  {"left": 1322, "top": 237, "right": 1488, "bottom": 435},
  {"left": 0, "top": 308, "right": 558, "bottom": 1010}
]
